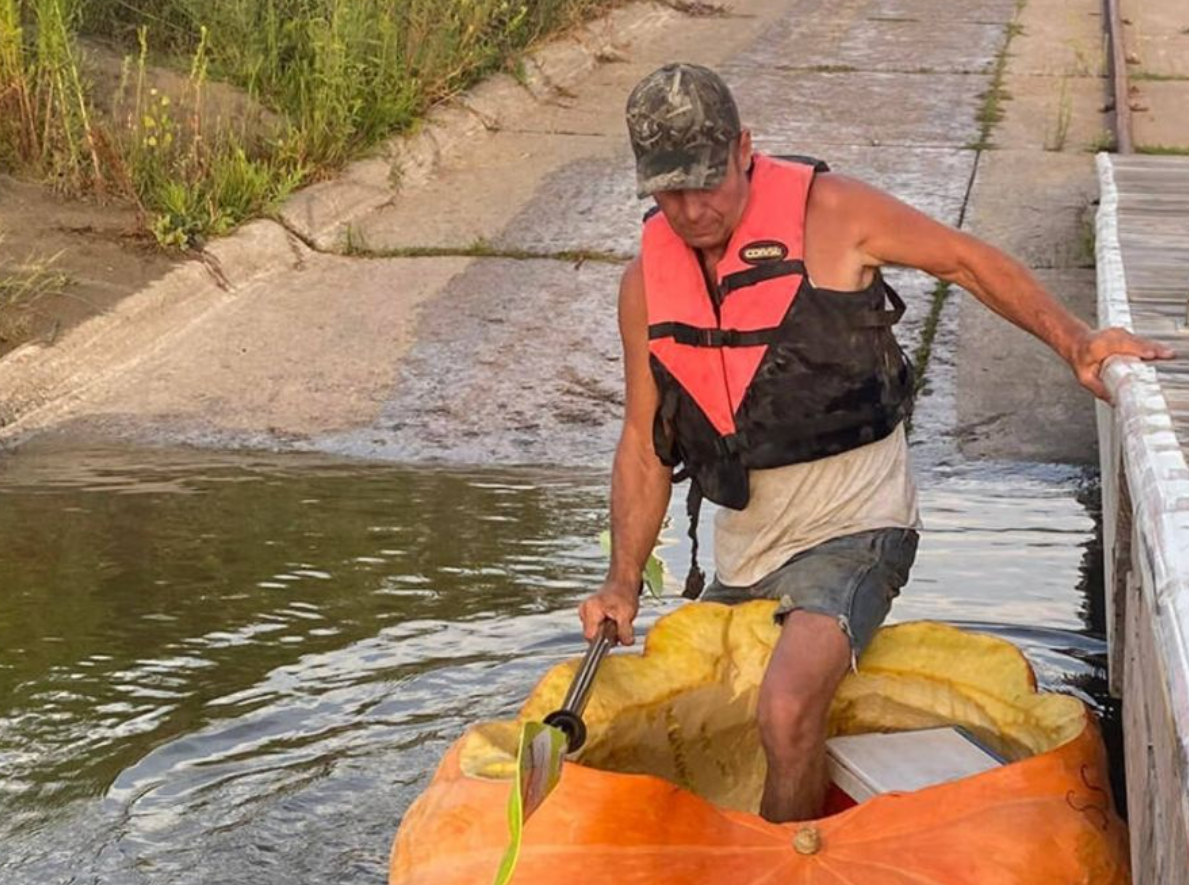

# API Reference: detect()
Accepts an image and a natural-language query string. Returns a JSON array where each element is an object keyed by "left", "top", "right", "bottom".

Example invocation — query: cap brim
[{"left": 635, "top": 143, "right": 731, "bottom": 199}]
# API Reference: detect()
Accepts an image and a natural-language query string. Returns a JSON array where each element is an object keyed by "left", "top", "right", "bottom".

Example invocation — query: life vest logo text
[{"left": 740, "top": 241, "right": 788, "bottom": 265}]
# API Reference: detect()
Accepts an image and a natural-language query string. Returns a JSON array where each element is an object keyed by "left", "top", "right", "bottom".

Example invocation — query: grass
[
  {"left": 1086, "top": 130, "right": 1117, "bottom": 153},
  {"left": 0, "top": 247, "right": 69, "bottom": 311},
  {"left": 970, "top": 20, "right": 1023, "bottom": 150},
  {"left": 0, "top": 237, "right": 72, "bottom": 348},
  {"left": 658, "top": 0, "right": 729, "bottom": 16},
  {"left": 1079, "top": 213, "right": 1096, "bottom": 266},
  {"left": 1130, "top": 70, "right": 1189, "bottom": 81},
  {"left": 1, "top": 0, "right": 103, "bottom": 193},
  {"left": 342, "top": 231, "right": 630, "bottom": 265},
  {"left": 1064, "top": 37, "right": 1104, "bottom": 77},
  {"left": 0, "top": 0, "right": 621, "bottom": 247},
  {"left": 1136, "top": 144, "right": 1189, "bottom": 156},
  {"left": 1044, "top": 76, "right": 1072, "bottom": 152},
  {"left": 911, "top": 281, "right": 951, "bottom": 398},
  {"left": 799, "top": 64, "right": 859, "bottom": 74}
]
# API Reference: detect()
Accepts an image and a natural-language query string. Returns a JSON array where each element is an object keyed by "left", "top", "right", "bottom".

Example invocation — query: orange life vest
[{"left": 642, "top": 154, "right": 914, "bottom": 592}]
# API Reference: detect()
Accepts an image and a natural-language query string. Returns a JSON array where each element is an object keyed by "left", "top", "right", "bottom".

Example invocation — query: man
[{"left": 577, "top": 63, "right": 1172, "bottom": 823}]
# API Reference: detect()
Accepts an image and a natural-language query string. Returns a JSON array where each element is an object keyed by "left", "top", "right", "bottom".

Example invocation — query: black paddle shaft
[{"left": 542, "top": 619, "right": 617, "bottom": 753}]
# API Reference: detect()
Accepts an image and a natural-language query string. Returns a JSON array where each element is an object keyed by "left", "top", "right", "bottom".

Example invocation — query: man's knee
[
  {"left": 757, "top": 683, "right": 831, "bottom": 757},
  {"left": 757, "top": 611, "right": 853, "bottom": 757}
]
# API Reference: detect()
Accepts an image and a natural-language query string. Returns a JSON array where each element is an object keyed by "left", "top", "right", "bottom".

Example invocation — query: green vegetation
[
  {"left": 1063, "top": 37, "right": 1103, "bottom": 77},
  {"left": 599, "top": 528, "right": 666, "bottom": 598},
  {"left": 1044, "top": 77, "right": 1072, "bottom": 152},
  {"left": 970, "top": 20, "right": 1023, "bottom": 150},
  {"left": 1130, "top": 70, "right": 1189, "bottom": 81},
  {"left": 0, "top": 0, "right": 618, "bottom": 247},
  {"left": 804, "top": 63, "right": 859, "bottom": 74},
  {"left": 911, "top": 280, "right": 951, "bottom": 399},
  {"left": 658, "top": 0, "right": 727, "bottom": 16},
  {"left": 1086, "top": 130, "right": 1117, "bottom": 153},
  {"left": 1136, "top": 144, "right": 1189, "bottom": 156},
  {"left": 0, "top": 236, "right": 70, "bottom": 348},
  {"left": 342, "top": 231, "right": 630, "bottom": 265},
  {"left": 0, "top": 239, "right": 69, "bottom": 309},
  {"left": 1079, "top": 211, "right": 1096, "bottom": 267}
]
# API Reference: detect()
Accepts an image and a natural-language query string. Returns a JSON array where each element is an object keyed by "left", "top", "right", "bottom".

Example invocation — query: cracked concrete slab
[
  {"left": 1131, "top": 80, "right": 1189, "bottom": 148},
  {"left": 964, "top": 151, "right": 1098, "bottom": 269},
  {"left": 1118, "top": 0, "right": 1189, "bottom": 152},
  {"left": 984, "top": 0, "right": 1113, "bottom": 158},
  {"left": 993, "top": 74, "right": 1111, "bottom": 153},
  {"left": 957, "top": 270, "right": 1099, "bottom": 463},
  {"left": 953, "top": 0, "right": 1108, "bottom": 464},
  {"left": 318, "top": 258, "right": 625, "bottom": 465},
  {"left": 723, "top": 68, "right": 987, "bottom": 148},
  {"left": 757, "top": 142, "right": 977, "bottom": 224},
  {"left": 1122, "top": 0, "right": 1189, "bottom": 77},
  {"left": 864, "top": 0, "right": 1018, "bottom": 24},
  {"left": 51, "top": 251, "right": 471, "bottom": 444},
  {"left": 737, "top": 18, "right": 1005, "bottom": 74},
  {"left": 503, "top": 142, "right": 978, "bottom": 257},
  {"left": 346, "top": 136, "right": 637, "bottom": 256},
  {"left": 0, "top": 220, "right": 301, "bottom": 439},
  {"left": 1008, "top": 0, "right": 1108, "bottom": 78}
]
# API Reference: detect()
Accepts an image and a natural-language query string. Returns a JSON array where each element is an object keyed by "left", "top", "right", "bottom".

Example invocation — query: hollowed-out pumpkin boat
[{"left": 390, "top": 602, "right": 1130, "bottom": 884}]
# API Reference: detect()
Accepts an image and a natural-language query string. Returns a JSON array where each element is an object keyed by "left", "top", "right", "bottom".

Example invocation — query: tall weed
[{"left": 1, "top": 0, "right": 106, "bottom": 190}]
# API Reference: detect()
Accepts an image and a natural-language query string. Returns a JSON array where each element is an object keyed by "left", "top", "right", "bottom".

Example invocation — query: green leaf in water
[
  {"left": 642, "top": 552, "right": 664, "bottom": 599},
  {"left": 598, "top": 529, "right": 666, "bottom": 599}
]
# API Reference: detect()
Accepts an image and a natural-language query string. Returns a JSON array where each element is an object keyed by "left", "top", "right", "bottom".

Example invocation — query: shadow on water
[{"left": 0, "top": 443, "right": 1121, "bottom": 883}]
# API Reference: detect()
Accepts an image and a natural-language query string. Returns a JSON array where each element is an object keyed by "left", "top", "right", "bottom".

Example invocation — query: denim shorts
[{"left": 700, "top": 528, "right": 919, "bottom": 662}]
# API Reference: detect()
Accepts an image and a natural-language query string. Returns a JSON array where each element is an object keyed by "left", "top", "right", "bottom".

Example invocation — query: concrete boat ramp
[{"left": 0, "top": 0, "right": 1083, "bottom": 463}]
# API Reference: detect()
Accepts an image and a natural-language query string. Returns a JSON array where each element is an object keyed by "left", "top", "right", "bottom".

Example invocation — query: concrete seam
[{"left": 913, "top": 7, "right": 1011, "bottom": 395}]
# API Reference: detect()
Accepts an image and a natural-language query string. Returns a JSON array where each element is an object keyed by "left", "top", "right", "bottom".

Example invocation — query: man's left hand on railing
[{"left": 1071, "top": 327, "right": 1177, "bottom": 401}]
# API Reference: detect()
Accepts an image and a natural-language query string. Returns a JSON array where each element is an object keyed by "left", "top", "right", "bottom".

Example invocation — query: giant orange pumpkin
[{"left": 390, "top": 603, "right": 1130, "bottom": 884}]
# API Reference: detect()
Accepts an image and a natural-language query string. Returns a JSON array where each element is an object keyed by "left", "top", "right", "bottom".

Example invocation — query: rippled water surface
[{"left": 0, "top": 445, "right": 1115, "bottom": 884}]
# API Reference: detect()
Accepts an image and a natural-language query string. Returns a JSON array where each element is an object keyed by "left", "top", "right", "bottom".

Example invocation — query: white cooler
[{"left": 824, "top": 726, "right": 1005, "bottom": 810}]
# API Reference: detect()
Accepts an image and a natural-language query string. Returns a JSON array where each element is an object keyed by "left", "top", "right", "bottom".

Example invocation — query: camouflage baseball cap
[{"left": 625, "top": 63, "right": 742, "bottom": 198}]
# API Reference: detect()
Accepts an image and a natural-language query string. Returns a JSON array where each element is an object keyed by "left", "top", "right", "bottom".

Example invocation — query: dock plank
[{"left": 1110, "top": 155, "right": 1189, "bottom": 456}]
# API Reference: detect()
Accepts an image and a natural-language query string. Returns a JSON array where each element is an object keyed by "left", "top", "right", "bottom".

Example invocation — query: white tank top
[{"left": 712, "top": 423, "right": 920, "bottom": 587}]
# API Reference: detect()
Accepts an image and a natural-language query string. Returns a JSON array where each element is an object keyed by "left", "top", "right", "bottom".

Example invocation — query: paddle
[{"left": 491, "top": 618, "right": 618, "bottom": 885}]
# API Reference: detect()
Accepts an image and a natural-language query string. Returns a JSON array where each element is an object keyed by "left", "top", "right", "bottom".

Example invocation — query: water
[{"left": 0, "top": 443, "right": 1116, "bottom": 884}]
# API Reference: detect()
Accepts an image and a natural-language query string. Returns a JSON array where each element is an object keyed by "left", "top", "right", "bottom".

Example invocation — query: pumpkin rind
[{"left": 390, "top": 605, "right": 1129, "bottom": 885}]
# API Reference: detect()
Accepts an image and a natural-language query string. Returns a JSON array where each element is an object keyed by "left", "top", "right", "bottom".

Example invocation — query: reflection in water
[{"left": 0, "top": 446, "right": 1115, "bottom": 883}]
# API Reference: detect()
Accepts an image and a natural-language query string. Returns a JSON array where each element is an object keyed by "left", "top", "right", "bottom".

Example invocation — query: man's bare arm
[
  {"left": 822, "top": 175, "right": 1175, "bottom": 400},
  {"left": 578, "top": 258, "right": 672, "bottom": 645}
]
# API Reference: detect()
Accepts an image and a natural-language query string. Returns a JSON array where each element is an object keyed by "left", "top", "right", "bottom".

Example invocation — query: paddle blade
[{"left": 491, "top": 721, "right": 567, "bottom": 885}]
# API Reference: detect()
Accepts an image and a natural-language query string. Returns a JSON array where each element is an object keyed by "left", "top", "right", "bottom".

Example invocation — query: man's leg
[{"left": 756, "top": 609, "right": 852, "bottom": 823}]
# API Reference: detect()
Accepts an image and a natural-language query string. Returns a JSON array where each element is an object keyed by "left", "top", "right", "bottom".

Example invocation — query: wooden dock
[{"left": 1096, "top": 153, "right": 1189, "bottom": 885}]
